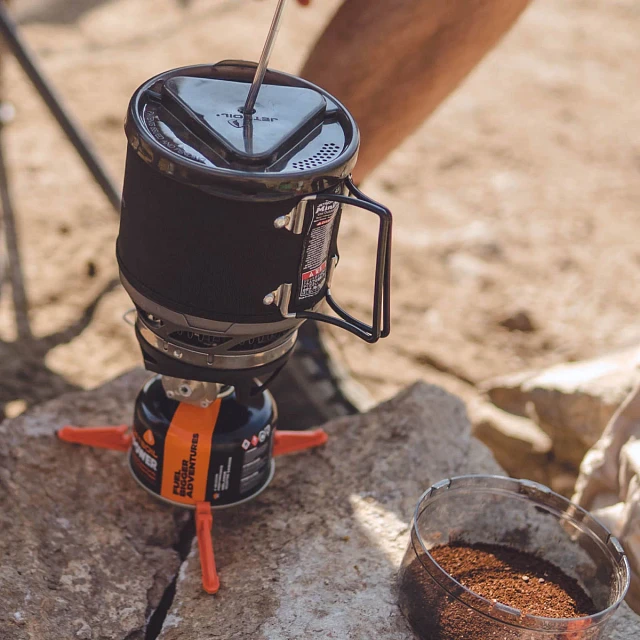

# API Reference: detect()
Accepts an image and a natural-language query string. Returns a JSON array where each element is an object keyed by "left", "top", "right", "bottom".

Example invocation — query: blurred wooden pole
[
  {"left": 301, "top": 0, "right": 532, "bottom": 182},
  {"left": 0, "top": 0, "right": 8, "bottom": 297},
  {"left": 0, "top": 2, "right": 121, "bottom": 211}
]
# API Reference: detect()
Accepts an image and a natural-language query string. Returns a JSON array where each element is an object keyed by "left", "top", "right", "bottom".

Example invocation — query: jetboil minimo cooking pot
[{"left": 117, "top": 59, "right": 392, "bottom": 387}]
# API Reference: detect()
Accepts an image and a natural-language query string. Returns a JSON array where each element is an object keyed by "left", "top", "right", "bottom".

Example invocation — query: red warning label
[
  {"left": 302, "top": 263, "right": 327, "bottom": 281},
  {"left": 300, "top": 261, "right": 328, "bottom": 298}
]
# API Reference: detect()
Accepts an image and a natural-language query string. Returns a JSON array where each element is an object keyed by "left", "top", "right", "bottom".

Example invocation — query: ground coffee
[
  {"left": 398, "top": 542, "right": 598, "bottom": 639},
  {"left": 431, "top": 543, "right": 595, "bottom": 618}
]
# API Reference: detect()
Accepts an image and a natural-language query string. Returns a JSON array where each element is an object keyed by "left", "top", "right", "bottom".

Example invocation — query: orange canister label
[{"left": 160, "top": 400, "right": 221, "bottom": 505}]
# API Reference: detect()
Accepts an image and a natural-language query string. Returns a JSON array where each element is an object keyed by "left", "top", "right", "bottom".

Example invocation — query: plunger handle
[
  {"left": 57, "top": 425, "right": 132, "bottom": 452},
  {"left": 195, "top": 502, "right": 220, "bottom": 595}
]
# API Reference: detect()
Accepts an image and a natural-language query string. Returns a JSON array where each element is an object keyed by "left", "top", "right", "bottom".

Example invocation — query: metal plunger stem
[{"left": 243, "top": 0, "right": 289, "bottom": 114}]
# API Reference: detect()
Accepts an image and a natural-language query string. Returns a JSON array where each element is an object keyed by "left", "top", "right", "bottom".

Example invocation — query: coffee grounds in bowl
[
  {"left": 397, "top": 542, "right": 599, "bottom": 640},
  {"left": 430, "top": 543, "right": 596, "bottom": 618}
]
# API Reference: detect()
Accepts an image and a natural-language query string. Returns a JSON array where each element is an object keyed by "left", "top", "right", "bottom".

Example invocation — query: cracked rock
[
  {"left": 2, "top": 376, "right": 638, "bottom": 639},
  {"left": 0, "top": 370, "right": 183, "bottom": 640}
]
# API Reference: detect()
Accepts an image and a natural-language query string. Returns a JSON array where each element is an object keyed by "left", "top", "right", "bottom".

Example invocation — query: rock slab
[
  {"left": 1, "top": 375, "right": 639, "bottom": 639},
  {"left": 483, "top": 345, "right": 640, "bottom": 466},
  {"left": 0, "top": 370, "right": 185, "bottom": 640},
  {"left": 157, "top": 382, "right": 640, "bottom": 640}
]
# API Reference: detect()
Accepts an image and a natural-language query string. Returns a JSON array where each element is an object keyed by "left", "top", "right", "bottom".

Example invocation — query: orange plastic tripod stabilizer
[
  {"left": 57, "top": 422, "right": 327, "bottom": 597},
  {"left": 195, "top": 502, "right": 220, "bottom": 594},
  {"left": 57, "top": 425, "right": 132, "bottom": 452},
  {"left": 273, "top": 428, "right": 328, "bottom": 457}
]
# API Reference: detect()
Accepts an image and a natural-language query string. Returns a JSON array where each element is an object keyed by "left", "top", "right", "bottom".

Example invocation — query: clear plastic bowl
[{"left": 397, "top": 475, "right": 630, "bottom": 639}]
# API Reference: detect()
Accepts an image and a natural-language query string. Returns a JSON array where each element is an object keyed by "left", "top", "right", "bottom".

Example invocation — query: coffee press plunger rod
[{"left": 243, "top": 0, "right": 289, "bottom": 114}]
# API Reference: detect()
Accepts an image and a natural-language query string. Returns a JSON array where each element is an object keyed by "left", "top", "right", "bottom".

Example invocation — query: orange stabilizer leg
[
  {"left": 273, "top": 428, "right": 329, "bottom": 457},
  {"left": 195, "top": 502, "right": 220, "bottom": 595},
  {"left": 57, "top": 425, "right": 132, "bottom": 452}
]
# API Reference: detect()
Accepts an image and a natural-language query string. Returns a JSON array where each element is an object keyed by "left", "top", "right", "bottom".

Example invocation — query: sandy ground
[{"left": 0, "top": 0, "right": 639, "bottom": 421}]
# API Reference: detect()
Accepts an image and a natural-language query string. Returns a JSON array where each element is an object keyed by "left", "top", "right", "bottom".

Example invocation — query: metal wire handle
[{"left": 297, "top": 178, "right": 392, "bottom": 344}]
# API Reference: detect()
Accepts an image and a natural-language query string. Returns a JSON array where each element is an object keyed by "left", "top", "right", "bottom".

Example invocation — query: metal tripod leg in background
[
  {"left": 0, "top": 2, "right": 121, "bottom": 213},
  {"left": 0, "top": 121, "right": 32, "bottom": 340}
]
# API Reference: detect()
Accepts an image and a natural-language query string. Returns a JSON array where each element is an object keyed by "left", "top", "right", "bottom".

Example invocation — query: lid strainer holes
[{"left": 292, "top": 142, "right": 342, "bottom": 171}]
